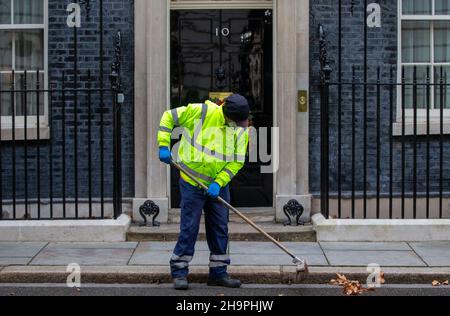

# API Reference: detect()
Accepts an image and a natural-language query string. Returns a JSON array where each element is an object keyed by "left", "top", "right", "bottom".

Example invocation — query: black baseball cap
[{"left": 223, "top": 94, "right": 250, "bottom": 127}]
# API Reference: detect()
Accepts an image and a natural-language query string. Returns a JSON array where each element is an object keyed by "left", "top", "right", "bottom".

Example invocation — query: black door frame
[{"left": 167, "top": 4, "right": 277, "bottom": 210}]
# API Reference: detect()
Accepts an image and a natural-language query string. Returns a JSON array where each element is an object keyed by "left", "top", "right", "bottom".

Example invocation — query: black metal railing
[
  {"left": 316, "top": 1, "right": 450, "bottom": 220},
  {"left": 319, "top": 65, "right": 449, "bottom": 219},
  {"left": 0, "top": 34, "right": 124, "bottom": 221}
]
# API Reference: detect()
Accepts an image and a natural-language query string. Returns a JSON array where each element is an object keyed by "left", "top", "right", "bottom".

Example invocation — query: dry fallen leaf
[
  {"left": 432, "top": 280, "right": 441, "bottom": 287},
  {"left": 343, "top": 281, "right": 365, "bottom": 296},
  {"left": 432, "top": 280, "right": 449, "bottom": 286},
  {"left": 379, "top": 272, "right": 386, "bottom": 285},
  {"left": 336, "top": 273, "right": 348, "bottom": 285},
  {"left": 330, "top": 273, "right": 379, "bottom": 296}
]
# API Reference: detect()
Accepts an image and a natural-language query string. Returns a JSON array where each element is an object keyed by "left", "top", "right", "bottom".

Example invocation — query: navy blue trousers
[{"left": 170, "top": 179, "right": 230, "bottom": 279}]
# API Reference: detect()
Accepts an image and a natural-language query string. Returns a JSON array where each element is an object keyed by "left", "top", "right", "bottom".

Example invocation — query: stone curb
[
  {"left": 0, "top": 215, "right": 131, "bottom": 242},
  {"left": 313, "top": 214, "right": 450, "bottom": 242},
  {"left": 0, "top": 266, "right": 449, "bottom": 285}
]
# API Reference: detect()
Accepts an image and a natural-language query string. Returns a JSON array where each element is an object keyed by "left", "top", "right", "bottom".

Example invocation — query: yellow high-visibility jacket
[{"left": 158, "top": 100, "right": 249, "bottom": 188}]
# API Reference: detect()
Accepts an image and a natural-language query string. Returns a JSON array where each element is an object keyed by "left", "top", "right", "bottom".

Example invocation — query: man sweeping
[{"left": 157, "top": 94, "right": 250, "bottom": 291}]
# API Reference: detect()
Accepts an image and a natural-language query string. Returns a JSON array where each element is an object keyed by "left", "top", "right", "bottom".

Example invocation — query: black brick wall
[
  {"left": 2, "top": 0, "right": 448, "bottom": 208},
  {"left": 0, "top": 0, "right": 134, "bottom": 202},
  {"left": 309, "top": 0, "right": 450, "bottom": 196}
]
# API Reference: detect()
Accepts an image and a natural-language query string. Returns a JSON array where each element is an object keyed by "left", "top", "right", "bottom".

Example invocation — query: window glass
[
  {"left": 0, "top": 30, "right": 12, "bottom": 70},
  {"left": 14, "top": 30, "right": 44, "bottom": 70},
  {"left": 13, "top": 0, "right": 43, "bottom": 24},
  {"left": 402, "top": 21, "right": 431, "bottom": 63},
  {"left": 402, "top": 0, "right": 432, "bottom": 14},
  {"left": 436, "top": 0, "right": 450, "bottom": 14},
  {"left": 404, "top": 66, "right": 430, "bottom": 109},
  {"left": 0, "top": 74, "right": 12, "bottom": 116},
  {"left": 0, "top": 0, "right": 11, "bottom": 24},
  {"left": 401, "top": 1, "right": 450, "bottom": 113},
  {"left": 0, "top": 0, "right": 46, "bottom": 118},
  {"left": 435, "top": 21, "right": 450, "bottom": 62},
  {"left": 14, "top": 71, "right": 44, "bottom": 116}
]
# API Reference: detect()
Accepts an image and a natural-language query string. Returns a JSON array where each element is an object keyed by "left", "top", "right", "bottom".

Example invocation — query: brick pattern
[
  {"left": 0, "top": 0, "right": 134, "bottom": 201},
  {"left": 309, "top": 0, "right": 450, "bottom": 196},
  {"left": 2, "top": 0, "right": 448, "bottom": 207}
]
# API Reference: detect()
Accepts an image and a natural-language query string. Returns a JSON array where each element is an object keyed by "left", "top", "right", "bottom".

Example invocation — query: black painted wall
[
  {"left": 309, "top": 0, "right": 450, "bottom": 197},
  {"left": 0, "top": 0, "right": 134, "bottom": 203}
]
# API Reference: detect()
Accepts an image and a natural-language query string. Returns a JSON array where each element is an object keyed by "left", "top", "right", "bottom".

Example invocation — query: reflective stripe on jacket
[{"left": 158, "top": 100, "right": 249, "bottom": 188}]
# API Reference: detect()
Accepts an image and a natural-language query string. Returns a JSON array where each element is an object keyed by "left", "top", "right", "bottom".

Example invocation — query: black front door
[{"left": 170, "top": 9, "right": 274, "bottom": 208}]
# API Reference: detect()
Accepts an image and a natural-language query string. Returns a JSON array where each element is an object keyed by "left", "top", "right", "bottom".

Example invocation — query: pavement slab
[
  {"left": 228, "top": 242, "right": 323, "bottom": 255},
  {"left": 129, "top": 242, "right": 327, "bottom": 266},
  {"left": 0, "top": 243, "right": 47, "bottom": 266},
  {"left": 0, "top": 258, "right": 32, "bottom": 265},
  {"left": 323, "top": 250, "right": 427, "bottom": 267},
  {"left": 130, "top": 252, "right": 328, "bottom": 267},
  {"left": 132, "top": 242, "right": 322, "bottom": 254},
  {"left": 231, "top": 254, "right": 328, "bottom": 266},
  {"left": 133, "top": 242, "right": 209, "bottom": 252},
  {"left": 45, "top": 242, "right": 138, "bottom": 250},
  {"left": 0, "top": 243, "right": 48, "bottom": 258},
  {"left": 30, "top": 242, "right": 138, "bottom": 266},
  {"left": 130, "top": 250, "right": 211, "bottom": 266},
  {"left": 0, "top": 241, "right": 449, "bottom": 273},
  {"left": 409, "top": 242, "right": 450, "bottom": 267},
  {"left": 319, "top": 242, "right": 412, "bottom": 252},
  {"left": 129, "top": 242, "right": 211, "bottom": 266}
]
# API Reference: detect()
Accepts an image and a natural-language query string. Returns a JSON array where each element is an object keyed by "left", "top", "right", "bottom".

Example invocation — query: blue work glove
[
  {"left": 159, "top": 147, "right": 172, "bottom": 165},
  {"left": 206, "top": 182, "right": 221, "bottom": 199}
]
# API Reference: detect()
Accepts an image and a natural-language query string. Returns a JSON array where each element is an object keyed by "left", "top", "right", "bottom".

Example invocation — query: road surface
[{"left": 0, "top": 284, "right": 449, "bottom": 296}]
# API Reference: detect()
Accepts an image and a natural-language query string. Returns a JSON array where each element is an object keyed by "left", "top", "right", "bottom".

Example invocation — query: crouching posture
[{"left": 157, "top": 94, "right": 250, "bottom": 290}]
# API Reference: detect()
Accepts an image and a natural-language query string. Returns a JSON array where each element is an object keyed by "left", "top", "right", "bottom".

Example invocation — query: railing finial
[{"left": 318, "top": 24, "right": 333, "bottom": 83}]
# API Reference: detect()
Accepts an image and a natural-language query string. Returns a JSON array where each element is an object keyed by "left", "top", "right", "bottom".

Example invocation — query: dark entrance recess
[{"left": 170, "top": 9, "right": 274, "bottom": 208}]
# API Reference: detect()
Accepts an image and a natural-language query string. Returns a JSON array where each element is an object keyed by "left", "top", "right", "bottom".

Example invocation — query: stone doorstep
[
  {"left": 127, "top": 223, "right": 317, "bottom": 242},
  {"left": 167, "top": 209, "right": 277, "bottom": 224},
  {"left": 313, "top": 214, "right": 450, "bottom": 242},
  {"left": 1, "top": 266, "right": 449, "bottom": 285}
]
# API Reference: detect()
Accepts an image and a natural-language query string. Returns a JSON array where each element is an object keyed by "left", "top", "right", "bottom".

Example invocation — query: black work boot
[
  {"left": 207, "top": 277, "right": 242, "bottom": 288},
  {"left": 173, "top": 277, "right": 189, "bottom": 290}
]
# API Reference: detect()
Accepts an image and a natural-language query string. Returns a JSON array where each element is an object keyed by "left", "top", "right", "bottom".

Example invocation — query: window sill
[
  {"left": 0, "top": 126, "right": 50, "bottom": 141},
  {"left": 393, "top": 121, "right": 450, "bottom": 136}
]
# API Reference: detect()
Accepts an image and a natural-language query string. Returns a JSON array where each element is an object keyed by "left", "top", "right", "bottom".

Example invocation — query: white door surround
[{"left": 133, "top": 0, "right": 310, "bottom": 223}]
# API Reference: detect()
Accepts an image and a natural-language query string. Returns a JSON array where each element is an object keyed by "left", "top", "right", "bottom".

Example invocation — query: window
[
  {"left": 0, "top": 0, "right": 47, "bottom": 130},
  {"left": 399, "top": 0, "right": 450, "bottom": 122}
]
